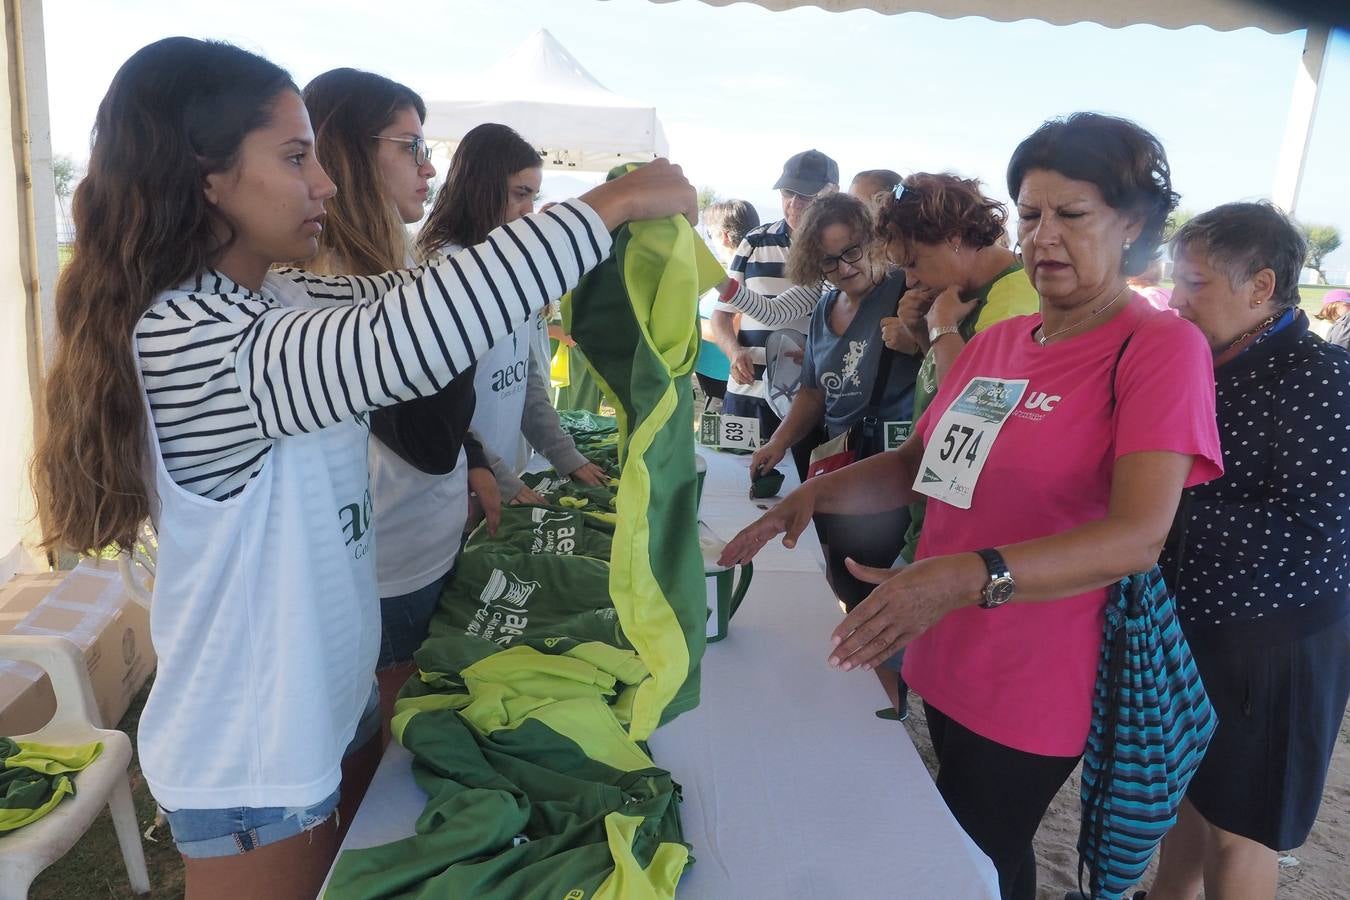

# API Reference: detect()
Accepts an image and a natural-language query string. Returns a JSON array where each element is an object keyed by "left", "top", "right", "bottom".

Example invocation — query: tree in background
[
  {"left": 1302, "top": 224, "right": 1342, "bottom": 285},
  {"left": 53, "top": 154, "right": 76, "bottom": 200},
  {"left": 53, "top": 154, "right": 79, "bottom": 245},
  {"left": 1163, "top": 208, "right": 1194, "bottom": 243},
  {"left": 697, "top": 186, "right": 719, "bottom": 213}
]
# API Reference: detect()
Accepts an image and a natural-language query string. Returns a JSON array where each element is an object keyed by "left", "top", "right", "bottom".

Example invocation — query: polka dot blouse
[{"left": 1163, "top": 313, "right": 1350, "bottom": 638}]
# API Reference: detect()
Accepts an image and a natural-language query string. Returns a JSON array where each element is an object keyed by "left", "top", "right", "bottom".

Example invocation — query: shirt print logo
[
  {"left": 491, "top": 360, "right": 529, "bottom": 392},
  {"left": 1024, "top": 391, "right": 1062, "bottom": 412},
  {"left": 529, "top": 508, "right": 579, "bottom": 556},
  {"left": 481, "top": 568, "right": 540, "bottom": 609},
  {"left": 338, "top": 489, "right": 374, "bottom": 559},
  {"left": 468, "top": 568, "right": 539, "bottom": 645},
  {"left": 819, "top": 339, "right": 867, "bottom": 394}
]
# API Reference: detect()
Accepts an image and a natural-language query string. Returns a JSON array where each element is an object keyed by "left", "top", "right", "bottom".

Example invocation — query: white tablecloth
[{"left": 325, "top": 447, "right": 998, "bottom": 898}]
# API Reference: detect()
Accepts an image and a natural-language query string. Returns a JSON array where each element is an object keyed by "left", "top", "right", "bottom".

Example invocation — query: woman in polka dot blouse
[{"left": 1150, "top": 202, "right": 1350, "bottom": 900}]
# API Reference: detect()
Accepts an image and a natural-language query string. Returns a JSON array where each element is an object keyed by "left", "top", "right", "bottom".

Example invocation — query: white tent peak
[
  {"left": 424, "top": 29, "right": 668, "bottom": 171},
  {"left": 467, "top": 29, "right": 632, "bottom": 107}
]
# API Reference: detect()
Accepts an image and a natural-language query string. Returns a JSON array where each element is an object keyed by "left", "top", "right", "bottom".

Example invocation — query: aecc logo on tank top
[{"left": 338, "top": 488, "right": 374, "bottom": 560}]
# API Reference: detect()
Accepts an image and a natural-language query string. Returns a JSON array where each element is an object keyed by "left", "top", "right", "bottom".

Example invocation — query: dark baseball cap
[{"left": 773, "top": 149, "right": 840, "bottom": 196}]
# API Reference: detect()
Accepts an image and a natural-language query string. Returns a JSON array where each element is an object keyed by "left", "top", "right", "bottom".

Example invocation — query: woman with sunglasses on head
[
  {"left": 31, "top": 38, "right": 693, "bottom": 900},
  {"left": 416, "top": 123, "right": 608, "bottom": 505},
  {"left": 874, "top": 174, "right": 1040, "bottom": 566},
  {"left": 747, "top": 192, "right": 920, "bottom": 713},
  {"left": 303, "top": 68, "right": 503, "bottom": 733}
]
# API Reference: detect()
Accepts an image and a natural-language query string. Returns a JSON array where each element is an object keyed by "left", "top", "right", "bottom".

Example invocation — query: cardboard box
[{"left": 0, "top": 560, "right": 156, "bottom": 735}]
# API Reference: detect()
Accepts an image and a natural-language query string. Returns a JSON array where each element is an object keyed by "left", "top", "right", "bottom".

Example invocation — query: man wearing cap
[{"left": 710, "top": 149, "right": 839, "bottom": 476}]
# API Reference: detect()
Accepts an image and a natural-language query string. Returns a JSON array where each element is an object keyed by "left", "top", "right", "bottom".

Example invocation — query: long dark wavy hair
[
  {"left": 416, "top": 123, "right": 541, "bottom": 257},
  {"left": 303, "top": 68, "right": 425, "bottom": 275},
  {"left": 33, "top": 37, "right": 296, "bottom": 554}
]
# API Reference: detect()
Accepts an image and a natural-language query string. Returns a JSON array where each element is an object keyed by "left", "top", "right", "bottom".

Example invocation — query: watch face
[{"left": 984, "top": 577, "right": 1015, "bottom": 607}]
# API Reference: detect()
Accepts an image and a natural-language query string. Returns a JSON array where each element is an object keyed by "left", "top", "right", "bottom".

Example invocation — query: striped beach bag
[{"left": 1076, "top": 565, "right": 1217, "bottom": 900}]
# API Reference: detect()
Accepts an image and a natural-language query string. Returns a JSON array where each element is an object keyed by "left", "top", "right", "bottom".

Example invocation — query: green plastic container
[{"left": 699, "top": 522, "right": 753, "bottom": 643}]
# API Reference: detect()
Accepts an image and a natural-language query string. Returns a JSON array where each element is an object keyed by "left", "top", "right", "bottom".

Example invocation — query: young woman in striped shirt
[{"left": 32, "top": 37, "right": 693, "bottom": 900}]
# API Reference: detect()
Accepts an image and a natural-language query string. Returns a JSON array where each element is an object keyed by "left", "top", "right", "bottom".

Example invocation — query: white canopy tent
[
  {"left": 0, "top": 0, "right": 1341, "bottom": 581},
  {"left": 422, "top": 28, "right": 669, "bottom": 172}
]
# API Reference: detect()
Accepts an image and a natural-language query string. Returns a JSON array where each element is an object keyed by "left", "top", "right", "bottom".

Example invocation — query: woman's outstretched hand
[
  {"left": 827, "top": 554, "right": 985, "bottom": 672},
  {"left": 716, "top": 484, "right": 818, "bottom": 567}
]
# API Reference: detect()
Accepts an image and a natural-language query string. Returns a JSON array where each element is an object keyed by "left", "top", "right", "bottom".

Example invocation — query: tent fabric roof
[
  {"left": 630, "top": 0, "right": 1304, "bottom": 33},
  {"left": 423, "top": 29, "right": 668, "bottom": 172}
]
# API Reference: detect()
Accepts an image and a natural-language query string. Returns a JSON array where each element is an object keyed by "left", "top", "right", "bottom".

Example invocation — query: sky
[{"left": 41, "top": 0, "right": 1350, "bottom": 280}]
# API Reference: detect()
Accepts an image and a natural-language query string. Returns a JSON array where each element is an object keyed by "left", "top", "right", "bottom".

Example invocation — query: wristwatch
[
  {"left": 928, "top": 324, "right": 961, "bottom": 345},
  {"left": 975, "top": 548, "right": 1015, "bottom": 609}
]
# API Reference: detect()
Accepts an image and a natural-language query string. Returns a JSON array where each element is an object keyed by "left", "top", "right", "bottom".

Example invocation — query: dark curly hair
[
  {"left": 786, "top": 193, "right": 884, "bottom": 287},
  {"left": 1006, "top": 112, "right": 1179, "bottom": 276},
  {"left": 875, "top": 172, "right": 1006, "bottom": 264}
]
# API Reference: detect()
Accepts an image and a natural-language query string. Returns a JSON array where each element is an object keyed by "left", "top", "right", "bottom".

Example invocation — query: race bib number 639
[{"left": 913, "top": 377, "right": 1027, "bottom": 510}]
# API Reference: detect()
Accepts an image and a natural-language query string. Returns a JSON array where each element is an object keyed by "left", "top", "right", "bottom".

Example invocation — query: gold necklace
[
  {"left": 1225, "top": 313, "right": 1280, "bottom": 352},
  {"left": 1036, "top": 285, "right": 1129, "bottom": 346}
]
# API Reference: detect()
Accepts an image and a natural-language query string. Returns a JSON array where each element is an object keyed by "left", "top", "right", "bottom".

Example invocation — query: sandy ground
[{"left": 900, "top": 700, "right": 1350, "bottom": 899}]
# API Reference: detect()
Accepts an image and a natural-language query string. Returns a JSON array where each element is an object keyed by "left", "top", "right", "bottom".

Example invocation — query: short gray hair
[
  {"left": 704, "top": 199, "right": 761, "bottom": 248},
  {"left": 1170, "top": 202, "right": 1306, "bottom": 309}
]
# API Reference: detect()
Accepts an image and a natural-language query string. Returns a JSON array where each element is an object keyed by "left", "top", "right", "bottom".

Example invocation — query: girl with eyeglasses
[
  {"left": 302, "top": 68, "right": 507, "bottom": 739},
  {"left": 417, "top": 123, "right": 609, "bottom": 508},
  {"left": 31, "top": 38, "right": 693, "bottom": 899},
  {"left": 747, "top": 191, "right": 921, "bottom": 716}
]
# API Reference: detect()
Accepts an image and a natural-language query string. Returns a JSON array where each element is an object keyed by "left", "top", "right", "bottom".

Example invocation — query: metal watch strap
[{"left": 929, "top": 324, "right": 961, "bottom": 344}]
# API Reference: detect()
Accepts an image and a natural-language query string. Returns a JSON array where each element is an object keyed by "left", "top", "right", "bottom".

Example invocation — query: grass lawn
[
  {"left": 1296, "top": 283, "right": 1343, "bottom": 319},
  {"left": 29, "top": 679, "right": 186, "bottom": 899}
]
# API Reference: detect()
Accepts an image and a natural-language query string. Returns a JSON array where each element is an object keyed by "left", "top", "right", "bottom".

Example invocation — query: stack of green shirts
[
  {"left": 326, "top": 197, "right": 724, "bottom": 899},
  {"left": 556, "top": 411, "right": 622, "bottom": 471}
]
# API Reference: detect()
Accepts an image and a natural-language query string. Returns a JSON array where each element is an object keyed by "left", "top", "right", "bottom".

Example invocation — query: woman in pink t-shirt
[{"left": 720, "top": 113, "right": 1223, "bottom": 900}]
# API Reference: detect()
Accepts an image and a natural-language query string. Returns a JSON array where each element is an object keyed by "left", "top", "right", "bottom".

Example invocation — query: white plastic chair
[{"left": 0, "top": 634, "right": 150, "bottom": 898}]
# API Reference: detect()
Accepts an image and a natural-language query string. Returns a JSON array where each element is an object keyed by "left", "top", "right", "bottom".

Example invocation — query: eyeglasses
[
  {"left": 780, "top": 189, "right": 818, "bottom": 204},
  {"left": 371, "top": 135, "right": 431, "bottom": 167},
  {"left": 821, "top": 244, "right": 864, "bottom": 274}
]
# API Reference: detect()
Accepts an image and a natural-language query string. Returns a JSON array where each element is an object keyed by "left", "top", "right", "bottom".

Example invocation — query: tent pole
[
  {"left": 1272, "top": 24, "right": 1331, "bottom": 216},
  {"left": 2, "top": 0, "right": 55, "bottom": 575}
]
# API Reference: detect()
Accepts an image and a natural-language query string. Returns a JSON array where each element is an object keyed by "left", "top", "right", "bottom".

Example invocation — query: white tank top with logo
[
  {"left": 368, "top": 251, "right": 470, "bottom": 599},
  {"left": 136, "top": 274, "right": 380, "bottom": 810},
  {"left": 369, "top": 441, "right": 468, "bottom": 598},
  {"left": 435, "top": 240, "right": 533, "bottom": 474},
  {"left": 471, "top": 329, "right": 533, "bottom": 472}
]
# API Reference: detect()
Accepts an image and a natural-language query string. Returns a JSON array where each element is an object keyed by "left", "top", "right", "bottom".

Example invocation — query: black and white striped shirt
[
  {"left": 135, "top": 200, "right": 609, "bottom": 500},
  {"left": 713, "top": 219, "right": 810, "bottom": 400}
]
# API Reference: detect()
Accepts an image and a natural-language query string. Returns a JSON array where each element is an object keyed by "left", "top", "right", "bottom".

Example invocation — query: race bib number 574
[{"left": 913, "top": 377, "right": 1027, "bottom": 510}]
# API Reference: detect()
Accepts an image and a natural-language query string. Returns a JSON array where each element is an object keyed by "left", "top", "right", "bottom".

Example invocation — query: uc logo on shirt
[{"left": 1024, "top": 391, "right": 1061, "bottom": 412}]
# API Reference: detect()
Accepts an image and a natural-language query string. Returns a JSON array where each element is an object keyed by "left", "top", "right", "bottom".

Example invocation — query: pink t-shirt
[
  {"left": 903, "top": 295, "right": 1223, "bottom": 757},
  {"left": 1133, "top": 284, "right": 1174, "bottom": 312}
]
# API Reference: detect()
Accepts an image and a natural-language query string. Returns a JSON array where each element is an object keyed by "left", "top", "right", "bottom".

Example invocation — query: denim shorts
[
  {"left": 163, "top": 680, "right": 381, "bottom": 858},
  {"left": 377, "top": 568, "right": 453, "bottom": 669}
]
